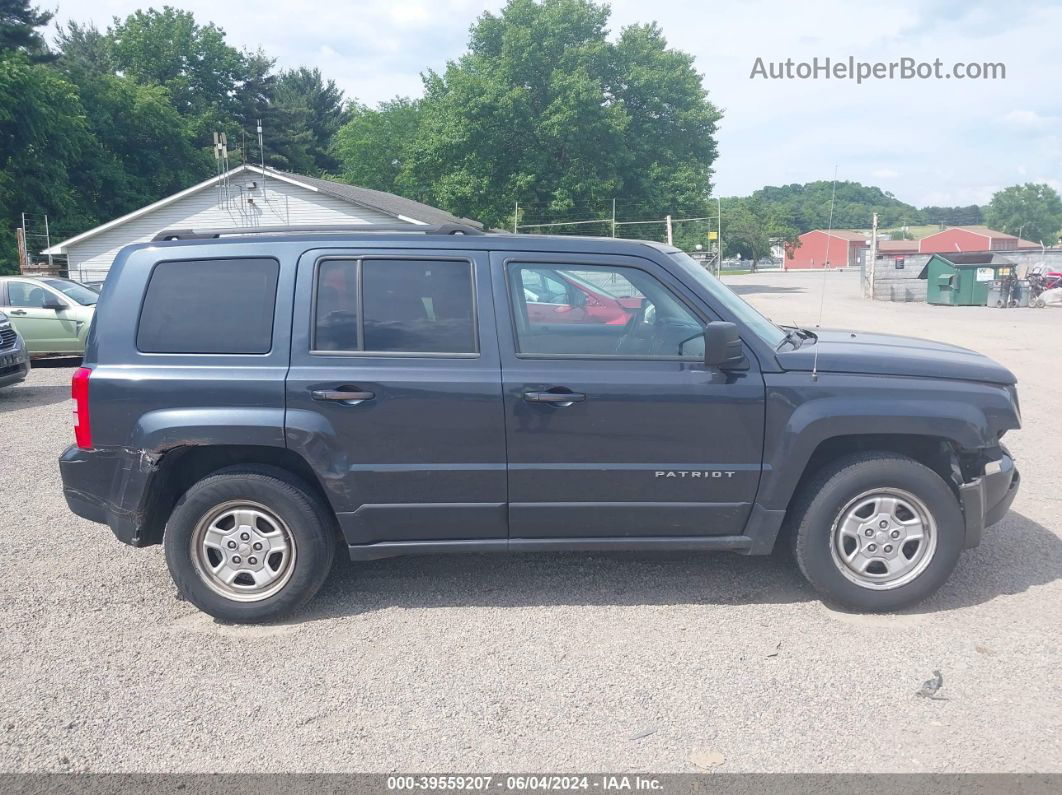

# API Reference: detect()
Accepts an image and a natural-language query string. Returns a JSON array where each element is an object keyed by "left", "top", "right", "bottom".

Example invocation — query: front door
[
  {"left": 1, "top": 280, "right": 73, "bottom": 353},
  {"left": 285, "top": 249, "right": 507, "bottom": 547},
  {"left": 491, "top": 253, "right": 766, "bottom": 539}
]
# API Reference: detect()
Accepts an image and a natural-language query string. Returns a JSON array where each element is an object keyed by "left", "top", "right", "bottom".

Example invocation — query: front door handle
[
  {"left": 523, "top": 390, "right": 586, "bottom": 406},
  {"left": 311, "top": 388, "right": 375, "bottom": 404},
  {"left": 9, "top": 310, "right": 26, "bottom": 316}
]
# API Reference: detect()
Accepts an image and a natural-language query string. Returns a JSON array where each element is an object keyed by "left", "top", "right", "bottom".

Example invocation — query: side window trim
[
  {"left": 310, "top": 255, "right": 481, "bottom": 359},
  {"left": 503, "top": 258, "right": 711, "bottom": 362}
]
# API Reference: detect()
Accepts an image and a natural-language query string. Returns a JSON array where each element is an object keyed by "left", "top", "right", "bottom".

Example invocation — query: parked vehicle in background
[
  {"left": 0, "top": 311, "right": 30, "bottom": 388},
  {"left": 0, "top": 277, "right": 98, "bottom": 357},
  {"left": 521, "top": 266, "right": 642, "bottom": 325},
  {"left": 59, "top": 225, "right": 1020, "bottom": 623}
]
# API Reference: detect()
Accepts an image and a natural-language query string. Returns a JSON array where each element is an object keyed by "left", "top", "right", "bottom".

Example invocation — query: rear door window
[
  {"left": 314, "top": 258, "right": 477, "bottom": 354},
  {"left": 137, "top": 258, "right": 280, "bottom": 354}
]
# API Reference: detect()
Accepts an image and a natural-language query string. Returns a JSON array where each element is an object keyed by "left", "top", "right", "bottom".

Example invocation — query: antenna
[{"left": 811, "top": 165, "right": 839, "bottom": 382}]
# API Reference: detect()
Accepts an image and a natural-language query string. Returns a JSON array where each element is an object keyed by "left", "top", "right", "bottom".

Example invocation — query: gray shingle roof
[{"left": 272, "top": 169, "right": 482, "bottom": 228}]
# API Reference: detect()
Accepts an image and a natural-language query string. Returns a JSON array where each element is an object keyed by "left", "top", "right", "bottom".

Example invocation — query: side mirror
[
  {"left": 703, "top": 321, "right": 744, "bottom": 369},
  {"left": 42, "top": 298, "right": 66, "bottom": 311}
]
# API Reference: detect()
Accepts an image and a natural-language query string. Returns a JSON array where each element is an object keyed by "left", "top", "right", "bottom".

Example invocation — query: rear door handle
[
  {"left": 523, "top": 390, "right": 586, "bottom": 406},
  {"left": 9, "top": 310, "right": 26, "bottom": 316},
  {"left": 311, "top": 388, "right": 375, "bottom": 404}
]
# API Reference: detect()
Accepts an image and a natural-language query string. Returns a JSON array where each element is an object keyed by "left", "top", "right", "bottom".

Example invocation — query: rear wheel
[
  {"left": 790, "top": 453, "right": 964, "bottom": 611},
  {"left": 164, "top": 467, "right": 335, "bottom": 622}
]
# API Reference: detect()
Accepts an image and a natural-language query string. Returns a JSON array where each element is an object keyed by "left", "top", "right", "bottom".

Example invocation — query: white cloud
[
  {"left": 1001, "top": 110, "right": 1054, "bottom": 129},
  {"left": 48, "top": 0, "right": 1062, "bottom": 207}
]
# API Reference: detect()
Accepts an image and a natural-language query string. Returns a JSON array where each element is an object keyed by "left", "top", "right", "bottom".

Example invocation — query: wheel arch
[{"left": 138, "top": 444, "right": 336, "bottom": 546}]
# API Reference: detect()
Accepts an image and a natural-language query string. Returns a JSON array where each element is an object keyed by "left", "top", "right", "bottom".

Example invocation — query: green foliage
[
  {"left": 921, "top": 204, "right": 982, "bottom": 226},
  {"left": 984, "top": 183, "right": 1062, "bottom": 245},
  {"left": 0, "top": 52, "right": 90, "bottom": 272},
  {"left": 0, "top": 5, "right": 355, "bottom": 272},
  {"left": 334, "top": 0, "right": 721, "bottom": 231},
  {"left": 746, "top": 181, "right": 922, "bottom": 233},
  {"left": 334, "top": 98, "right": 422, "bottom": 193},
  {"left": 0, "top": 0, "right": 52, "bottom": 59}
]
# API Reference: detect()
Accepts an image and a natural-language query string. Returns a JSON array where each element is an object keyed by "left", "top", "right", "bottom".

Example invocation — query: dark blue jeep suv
[{"left": 58, "top": 225, "right": 1020, "bottom": 622}]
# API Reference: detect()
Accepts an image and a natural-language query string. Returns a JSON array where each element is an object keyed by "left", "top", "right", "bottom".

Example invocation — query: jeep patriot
[{"left": 59, "top": 224, "right": 1021, "bottom": 622}]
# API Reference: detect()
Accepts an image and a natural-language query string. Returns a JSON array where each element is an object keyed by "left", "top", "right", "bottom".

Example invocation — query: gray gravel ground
[{"left": 0, "top": 270, "right": 1059, "bottom": 773}]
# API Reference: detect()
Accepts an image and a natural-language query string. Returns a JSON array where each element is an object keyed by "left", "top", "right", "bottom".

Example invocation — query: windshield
[
  {"left": 667, "top": 252, "right": 787, "bottom": 348},
  {"left": 42, "top": 278, "right": 99, "bottom": 306}
]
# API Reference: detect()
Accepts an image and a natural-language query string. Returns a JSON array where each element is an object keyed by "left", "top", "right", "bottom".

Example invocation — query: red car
[{"left": 521, "top": 267, "right": 642, "bottom": 325}]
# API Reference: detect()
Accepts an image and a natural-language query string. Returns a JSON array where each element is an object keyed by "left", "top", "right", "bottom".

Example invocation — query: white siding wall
[{"left": 65, "top": 176, "right": 405, "bottom": 279}]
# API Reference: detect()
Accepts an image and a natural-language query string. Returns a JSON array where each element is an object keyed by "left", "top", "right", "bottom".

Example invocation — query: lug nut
[
  {"left": 232, "top": 555, "right": 242, "bottom": 564},
  {"left": 227, "top": 540, "right": 237, "bottom": 549},
  {"left": 248, "top": 557, "right": 257, "bottom": 565},
  {"left": 240, "top": 532, "right": 250, "bottom": 540},
  {"left": 865, "top": 529, "right": 873, "bottom": 537},
  {"left": 879, "top": 520, "right": 888, "bottom": 529},
  {"left": 253, "top": 542, "right": 263, "bottom": 550},
  {"left": 890, "top": 530, "right": 900, "bottom": 539},
  {"left": 884, "top": 545, "right": 893, "bottom": 553},
  {"left": 867, "top": 544, "right": 877, "bottom": 552}
]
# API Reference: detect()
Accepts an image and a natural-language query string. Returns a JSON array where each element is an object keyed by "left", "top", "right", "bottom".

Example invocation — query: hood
[{"left": 776, "top": 329, "right": 1016, "bottom": 385}]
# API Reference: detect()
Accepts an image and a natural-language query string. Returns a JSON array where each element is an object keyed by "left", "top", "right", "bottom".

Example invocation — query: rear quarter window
[{"left": 136, "top": 258, "right": 280, "bottom": 354}]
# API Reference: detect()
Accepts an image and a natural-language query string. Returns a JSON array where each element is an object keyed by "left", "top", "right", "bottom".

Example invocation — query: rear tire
[
  {"left": 789, "top": 452, "right": 964, "bottom": 612},
  {"left": 164, "top": 467, "right": 336, "bottom": 623}
]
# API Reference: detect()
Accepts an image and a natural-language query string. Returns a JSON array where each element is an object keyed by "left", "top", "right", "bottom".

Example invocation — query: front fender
[{"left": 757, "top": 372, "right": 1019, "bottom": 510}]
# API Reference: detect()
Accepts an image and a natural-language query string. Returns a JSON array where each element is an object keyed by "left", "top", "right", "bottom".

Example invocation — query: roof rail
[{"left": 151, "top": 223, "right": 486, "bottom": 242}]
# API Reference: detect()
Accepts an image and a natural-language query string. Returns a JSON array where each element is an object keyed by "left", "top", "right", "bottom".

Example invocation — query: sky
[{"left": 48, "top": 0, "right": 1062, "bottom": 208}]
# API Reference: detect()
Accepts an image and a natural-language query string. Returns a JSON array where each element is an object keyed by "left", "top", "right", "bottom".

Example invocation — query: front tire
[
  {"left": 164, "top": 467, "right": 336, "bottom": 622},
  {"left": 789, "top": 453, "right": 964, "bottom": 612}
]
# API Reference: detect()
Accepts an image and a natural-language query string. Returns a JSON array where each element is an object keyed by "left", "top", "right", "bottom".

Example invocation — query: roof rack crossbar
[{"left": 152, "top": 223, "right": 485, "bottom": 242}]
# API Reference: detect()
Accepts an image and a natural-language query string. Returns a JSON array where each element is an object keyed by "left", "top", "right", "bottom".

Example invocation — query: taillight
[{"left": 72, "top": 367, "right": 92, "bottom": 449}]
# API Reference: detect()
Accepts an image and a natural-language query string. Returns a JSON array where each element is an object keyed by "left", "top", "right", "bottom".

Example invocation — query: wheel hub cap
[
  {"left": 830, "top": 488, "right": 937, "bottom": 590},
  {"left": 191, "top": 501, "right": 297, "bottom": 603}
]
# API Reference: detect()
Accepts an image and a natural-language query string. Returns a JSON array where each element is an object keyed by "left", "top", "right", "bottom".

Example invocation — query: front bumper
[
  {"left": 959, "top": 451, "right": 1019, "bottom": 548},
  {"left": 59, "top": 445, "right": 155, "bottom": 546},
  {"left": 0, "top": 340, "right": 30, "bottom": 388}
]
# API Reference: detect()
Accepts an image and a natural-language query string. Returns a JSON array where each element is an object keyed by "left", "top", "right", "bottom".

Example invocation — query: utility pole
[
  {"left": 513, "top": 201, "right": 519, "bottom": 234},
  {"left": 868, "top": 211, "right": 878, "bottom": 299},
  {"left": 716, "top": 197, "right": 723, "bottom": 275},
  {"left": 611, "top": 198, "right": 616, "bottom": 238},
  {"left": 15, "top": 227, "right": 28, "bottom": 273},
  {"left": 665, "top": 214, "right": 673, "bottom": 246},
  {"left": 43, "top": 214, "right": 53, "bottom": 268}
]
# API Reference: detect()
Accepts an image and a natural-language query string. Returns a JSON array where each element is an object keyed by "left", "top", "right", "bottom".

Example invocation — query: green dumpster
[{"left": 918, "top": 253, "right": 1017, "bottom": 306}]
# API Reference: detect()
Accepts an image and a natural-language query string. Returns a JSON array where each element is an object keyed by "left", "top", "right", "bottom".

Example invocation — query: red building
[
  {"left": 786, "top": 230, "right": 868, "bottom": 270},
  {"left": 918, "top": 226, "right": 1042, "bottom": 254}
]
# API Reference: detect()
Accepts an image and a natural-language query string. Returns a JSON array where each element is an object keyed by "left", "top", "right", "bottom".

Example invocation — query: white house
[{"left": 44, "top": 164, "right": 480, "bottom": 281}]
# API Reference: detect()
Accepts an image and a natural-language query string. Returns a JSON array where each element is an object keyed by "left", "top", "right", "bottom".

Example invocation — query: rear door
[
  {"left": 491, "top": 251, "right": 766, "bottom": 540},
  {"left": 285, "top": 249, "right": 507, "bottom": 547}
]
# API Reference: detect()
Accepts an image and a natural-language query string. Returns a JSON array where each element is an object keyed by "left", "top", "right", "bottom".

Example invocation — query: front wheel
[
  {"left": 164, "top": 467, "right": 336, "bottom": 622},
  {"left": 789, "top": 453, "right": 965, "bottom": 612}
]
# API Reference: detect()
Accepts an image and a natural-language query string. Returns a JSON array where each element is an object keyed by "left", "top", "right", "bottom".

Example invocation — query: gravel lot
[{"left": 1, "top": 269, "right": 1059, "bottom": 773}]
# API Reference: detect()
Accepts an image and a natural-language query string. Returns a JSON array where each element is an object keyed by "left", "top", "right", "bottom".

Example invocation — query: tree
[
  {"left": 334, "top": 98, "right": 423, "bottom": 192},
  {"left": 275, "top": 68, "right": 347, "bottom": 173},
  {"left": 984, "top": 183, "right": 1062, "bottom": 245},
  {"left": 748, "top": 181, "right": 921, "bottom": 232},
  {"left": 0, "top": 0, "right": 52, "bottom": 59},
  {"left": 0, "top": 53, "right": 91, "bottom": 272},
  {"left": 921, "top": 204, "right": 982, "bottom": 226},
  {"left": 336, "top": 0, "right": 721, "bottom": 230},
  {"left": 108, "top": 7, "right": 245, "bottom": 136}
]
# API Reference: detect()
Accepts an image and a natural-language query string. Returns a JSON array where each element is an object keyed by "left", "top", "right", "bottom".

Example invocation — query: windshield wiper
[{"left": 778, "top": 324, "right": 816, "bottom": 350}]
